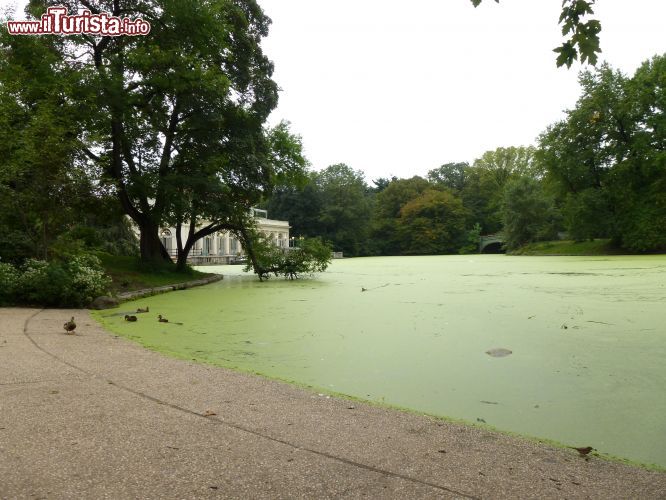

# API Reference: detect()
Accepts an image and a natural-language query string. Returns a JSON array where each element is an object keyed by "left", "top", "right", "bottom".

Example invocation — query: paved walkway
[{"left": 1, "top": 308, "right": 664, "bottom": 499}]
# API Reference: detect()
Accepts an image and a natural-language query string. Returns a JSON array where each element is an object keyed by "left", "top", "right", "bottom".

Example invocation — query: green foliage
[
  {"left": 460, "top": 168, "right": 503, "bottom": 234},
  {"left": 0, "top": 231, "right": 34, "bottom": 264},
  {"left": 397, "top": 189, "right": 468, "bottom": 255},
  {"left": 471, "top": 0, "right": 601, "bottom": 68},
  {"left": 267, "top": 165, "right": 372, "bottom": 257},
  {"left": 502, "top": 177, "right": 559, "bottom": 250},
  {"left": 244, "top": 235, "right": 332, "bottom": 280},
  {"left": 562, "top": 189, "right": 612, "bottom": 242},
  {"left": 374, "top": 176, "right": 431, "bottom": 219},
  {"left": 56, "top": 220, "right": 140, "bottom": 258},
  {"left": 1, "top": 255, "right": 111, "bottom": 307},
  {"left": 459, "top": 223, "right": 483, "bottom": 255},
  {"left": 2, "top": 0, "right": 306, "bottom": 265},
  {"left": 315, "top": 164, "right": 372, "bottom": 256},
  {"left": 611, "top": 181, "right": 666, "bottom": 252},
  {"left": 265, "top": 180, "right": 323, "bottom": 238},
  {"left": 0, "top": 262, "right": 21, "bottom": 305},
  {"left": 370, "top": 177, "right": 430, "bottom": 255},
  {"left": 539, "top": 55, "right": 666, "bottom": 253},
  {"left": 509, "top": 239, "right": 620, "bottom": 256},
  {"left": 0, "top": 25, "right": 143, "bottom": 263},
  {"left": 473, "top": 146, "right": 541, "bottom": 182},
  {"left": 266, "top": 121, "right": 310, "bottom": 189},
  {"left": 371, "top": 177, "right": 395, "bottom": 193},
  {"left": 458, "top": 146, "right": 539, "bottom": 234},
  {"left": 0, "top": 22, "right": 94, "bottom": 261},
  {"left": 427, "top": 162, "right": 469, "bottom": 192},
  {"left": 555, "top": 1, "right": 601, "bottom": 67},
  {"left": 97, "top": 253, "right": 207, "bottom": 293}
]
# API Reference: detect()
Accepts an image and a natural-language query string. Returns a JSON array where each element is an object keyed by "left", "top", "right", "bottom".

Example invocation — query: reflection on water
[{"left": 94, "top": 255, "right": 666, "bottom": 467}]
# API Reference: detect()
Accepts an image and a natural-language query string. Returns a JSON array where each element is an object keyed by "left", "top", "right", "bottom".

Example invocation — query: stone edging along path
[{"left": 89, "top": 274, "right": 224, "bottom": 309}]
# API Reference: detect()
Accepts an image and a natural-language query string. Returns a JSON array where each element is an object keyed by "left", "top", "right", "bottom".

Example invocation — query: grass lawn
[
  {"left": 98, "top": 253, "right": 214, "bottom": 294},
  {"left": 509, "top": 239, "right": 626, "bottom": 256}
]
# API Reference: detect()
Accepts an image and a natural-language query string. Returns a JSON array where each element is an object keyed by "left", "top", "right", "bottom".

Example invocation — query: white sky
[
  {"left": 4, "top": 0, "right": 665, "bottom": 181},
  {"left": 260, "top": 0, "right": 665, "bottom": 181}
]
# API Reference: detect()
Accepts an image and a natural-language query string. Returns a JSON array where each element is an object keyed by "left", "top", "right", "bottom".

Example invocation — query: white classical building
[{"left": 159, "top": 208, "right": 290, "bottom": 264}]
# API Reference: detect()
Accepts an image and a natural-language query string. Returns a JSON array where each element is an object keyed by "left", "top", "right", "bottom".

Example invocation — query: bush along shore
[
  {"left": 0, "top": 254, "right": 110, "bottom": 308},
  {"left": 0, "top": 252, "right": 219, "bottom": 309}
]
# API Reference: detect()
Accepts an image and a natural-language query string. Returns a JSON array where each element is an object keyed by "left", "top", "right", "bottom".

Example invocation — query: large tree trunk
[
  {"left": 238, "top": 227, "right": 268, "bottom": 281},
  {"left": 175, "top": 241, "right": 194, "bottom": 272},
  {"left": 137, "top": 219, "right": 171, "bottom": 264},
  {"left": 175, "top": 217, "right": 196, "bottom": 272}
]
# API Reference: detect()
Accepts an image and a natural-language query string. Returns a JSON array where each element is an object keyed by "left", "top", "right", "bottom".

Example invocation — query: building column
[
  {"left": 211, "top": 235, "right": 218, "bottom": 256},
  {"left": 223, "top": 233, "right": 230, "bottom": 255}
]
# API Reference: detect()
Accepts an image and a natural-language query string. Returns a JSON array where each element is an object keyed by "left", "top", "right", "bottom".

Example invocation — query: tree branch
[
  {"left": 153, "top": 97, "right": 181, "bottom": 215},
  {"left": 81, "top": 146, "right": 101, "bottom": 163}
]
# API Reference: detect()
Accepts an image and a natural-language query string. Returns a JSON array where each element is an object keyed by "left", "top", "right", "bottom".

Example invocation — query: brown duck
[
  {"left": 158, "top": 315, "right": 169, "bottom": 323},
  {"left": 136, "top": 307, "right": 149, "bottom": 313},
  {"left": 63, "top": 317, "right": 76, "bottom": 334},
  {"left": 124, "top": 315, "right": 138, "bottom": 322},
  {"left": 571, "top": 446, "right": 595, "bottom": 457}
]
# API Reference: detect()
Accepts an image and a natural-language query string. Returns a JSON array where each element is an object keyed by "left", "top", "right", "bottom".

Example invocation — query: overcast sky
[
  {"left": 260, "top": 0, "right": 665, "bottom": 181},
  {"left": 4, "top": 0, "right": 665, "bottom": 182}
]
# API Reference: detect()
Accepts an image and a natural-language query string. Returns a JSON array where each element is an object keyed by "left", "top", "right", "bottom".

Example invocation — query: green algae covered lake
[{"left": 93, "top": 255, "right": 666, "bottom": 468}]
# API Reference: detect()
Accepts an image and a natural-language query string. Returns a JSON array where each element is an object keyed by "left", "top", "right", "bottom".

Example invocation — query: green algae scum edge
[
  {"left": 89, "top": 309, "right": 664, "bottom": 473},
  {"left": 91, "top": 255, "right": 666, "bottom": 469}
]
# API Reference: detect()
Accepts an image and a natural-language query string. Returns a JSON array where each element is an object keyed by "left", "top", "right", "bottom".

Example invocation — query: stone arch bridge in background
[{"left": 479, "top": 234, "right": 505, "bottom": 254}]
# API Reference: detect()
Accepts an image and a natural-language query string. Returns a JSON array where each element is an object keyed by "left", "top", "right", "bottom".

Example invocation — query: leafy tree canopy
[
  {"left": 398, "top": 189, "right": 468, "bottom": 255},
  {"left": 315, "top": 164, "right": 372, "bottom": 256},
  {"left": 427, "top": 162, "right": 469, "bottom": 192},
  {"left": 241, "top": 230, "right": 332, "bottom": 281},
  {"left": 3, "top": 0, "right": 307, "bottom": 266},
  {"left": 538, "top": 55, "right": 666, "bottom": 251},
  {"left": 501, "top": 177, "right": 559, "bottom": 250}
]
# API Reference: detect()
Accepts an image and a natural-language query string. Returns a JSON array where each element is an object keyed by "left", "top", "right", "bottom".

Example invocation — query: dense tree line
[
  {"left": 266, "top": 55, "right": 665, "bottom": 256},
  {"left": 0, "top": 0, "right": 663, "bottom": 274},
  {"left": 539, "top": 56, "right": 666, "bottom": 252},
  {"left": 265, "top": 147, "right": 541, "bottom": 256}
]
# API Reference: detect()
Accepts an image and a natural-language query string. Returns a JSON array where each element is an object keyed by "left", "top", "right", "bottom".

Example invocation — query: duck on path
[
  {"left": 571, "top": 446, "right": 595, "bottom": 457},
  {"left": 63, "top": 317, "right": 76, "bottom": 334}
]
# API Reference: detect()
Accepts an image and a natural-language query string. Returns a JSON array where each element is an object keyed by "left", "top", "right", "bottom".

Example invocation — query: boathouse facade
[{"left": 158, "top": 209, "right": 290, "bottom": 265}]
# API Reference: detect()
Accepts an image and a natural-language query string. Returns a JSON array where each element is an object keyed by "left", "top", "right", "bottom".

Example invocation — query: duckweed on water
[{"left": 93, "top": 255, "right": 666, "bottom": 468}]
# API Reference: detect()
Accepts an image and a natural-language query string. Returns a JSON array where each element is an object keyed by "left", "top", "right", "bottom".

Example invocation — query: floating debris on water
[{"left": 485, "top": 348, "right": 512, "bottom": 358}]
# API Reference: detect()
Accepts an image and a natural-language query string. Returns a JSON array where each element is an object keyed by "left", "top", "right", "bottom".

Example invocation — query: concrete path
[{"left": 1, "top": 308, "right": 664, "bottom": 499}]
